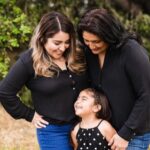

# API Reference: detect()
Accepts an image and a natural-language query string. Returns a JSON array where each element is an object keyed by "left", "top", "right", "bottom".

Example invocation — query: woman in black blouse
[
  {"left": 0, "top": 12, "right": 88, "bottom": 150},
  {"left": 77, "top": 8, "right": 150, "bottom": 150}
]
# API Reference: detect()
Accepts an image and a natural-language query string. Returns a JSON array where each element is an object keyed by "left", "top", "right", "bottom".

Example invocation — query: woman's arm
[
  {"left": 0, "top": 52, "right": 35, "bottom": 122},
  {"left": 119, "top": 40, "right": 150, "bottom": 140}
]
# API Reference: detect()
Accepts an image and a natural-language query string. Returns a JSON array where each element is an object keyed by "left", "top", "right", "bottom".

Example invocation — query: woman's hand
[
  {"left": 108, "top": 133, "right": 129, "bottom": 150},
  {"left": 32, "top": 112, "right": 49, "bottom": 128}
]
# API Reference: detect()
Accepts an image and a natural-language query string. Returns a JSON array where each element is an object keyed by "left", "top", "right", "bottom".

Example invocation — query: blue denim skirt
[
  {"left": 127, "top": 132, "right": 150, "bottom": 150},
  {"left": 37, "top": 124, "right": 73, "bottom": 150}
]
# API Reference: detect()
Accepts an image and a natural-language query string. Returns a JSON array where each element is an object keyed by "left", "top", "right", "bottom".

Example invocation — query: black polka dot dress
[{"left": 76, "top": 120, "right": 111, "bottom": 150}]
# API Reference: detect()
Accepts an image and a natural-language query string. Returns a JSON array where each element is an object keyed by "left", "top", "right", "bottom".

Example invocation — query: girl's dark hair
[
  {"left": 84, "top": 88, "right": 111, "bottom": 120},
  {"left": 77, "top": 8, "right": 141, "bottom": 49}
]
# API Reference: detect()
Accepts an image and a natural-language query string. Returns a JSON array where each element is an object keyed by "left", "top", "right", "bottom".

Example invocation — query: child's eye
[{"left": 82, "top": 98, "right": 87, "bottom": 101}]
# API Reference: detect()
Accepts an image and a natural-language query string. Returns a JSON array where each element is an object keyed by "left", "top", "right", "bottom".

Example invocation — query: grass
[
  {"left": 0, "top": 105, "right": 39, "bottom": 150},
  {"left": 0, "top": 146, "right": 39, "bottom": 150}
]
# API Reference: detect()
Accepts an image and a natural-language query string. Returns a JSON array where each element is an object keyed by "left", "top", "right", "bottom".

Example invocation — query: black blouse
[
  {"left": 85, "top": 39, "right": 150, "bottom": 140},
  {"left": 0, "top": 49, "right": 89, "bottom": 124}
]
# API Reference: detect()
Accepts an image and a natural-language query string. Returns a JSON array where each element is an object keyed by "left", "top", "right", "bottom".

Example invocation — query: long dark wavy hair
[
  {"left": 77, "top": 8, "right": 141, "bottom": 49},
  {"left": 30, "top": 11, "right": 86, "bottom": 77}
]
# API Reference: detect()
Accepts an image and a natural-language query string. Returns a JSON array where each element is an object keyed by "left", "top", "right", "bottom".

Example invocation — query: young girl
[{"left": 71, "top": 88, "right": 116, "bottom": 150}]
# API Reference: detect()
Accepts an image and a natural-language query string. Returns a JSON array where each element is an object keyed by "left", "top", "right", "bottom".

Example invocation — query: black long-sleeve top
[
  {"left": 85, "top": 39, "right": 150, "bottom": 141},
  {"left": 0, "top": 49, "right": 89, "bottom": 124}
]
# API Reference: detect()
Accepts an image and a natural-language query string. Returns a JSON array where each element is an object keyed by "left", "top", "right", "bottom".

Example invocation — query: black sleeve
[
  {"left": 118, "top": 41, "right": 150, "bottom": 140},
  {"left": 0, "top": 54, "right": 35, "bottom": 122}
]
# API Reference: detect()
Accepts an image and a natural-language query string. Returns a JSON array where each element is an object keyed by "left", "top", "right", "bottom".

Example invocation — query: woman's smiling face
[
  {"left": 83, "top": 31, "right": 109, "bottom": 55},
  {"left": 44, "top": 31, "right": 70, "bottom": 60}
]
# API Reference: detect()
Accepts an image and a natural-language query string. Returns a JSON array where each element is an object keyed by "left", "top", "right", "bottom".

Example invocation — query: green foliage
[
  {"left": 18, "top": 87, "right": 33, "bottom": 107},
  {"left": 135, "top": 14, "right": 150, "bottom": 38},
  {"left": 0, "top": 0, "right": 32, "bottom": 51},
  {"left": 0, "top": 51, "right": 10, "bottom": 79},
  {"left": 122, "top": 13, "right": 150, "bottom": 54},
  {"left": 0, "top": 0, "right": 32, "bottom": 105}
]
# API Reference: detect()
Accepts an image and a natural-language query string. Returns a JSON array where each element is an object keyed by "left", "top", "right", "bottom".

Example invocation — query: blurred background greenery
[{"left": 0, "top": 0, "right": 150, "bottom": 106}]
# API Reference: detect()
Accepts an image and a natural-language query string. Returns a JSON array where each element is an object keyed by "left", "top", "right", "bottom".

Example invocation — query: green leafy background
[{"left": 0, "top": 0, "right": 150, "bottom": 106}]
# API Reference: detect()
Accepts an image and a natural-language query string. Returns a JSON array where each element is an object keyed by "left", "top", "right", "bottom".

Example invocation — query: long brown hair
[{"left": 30, "top": 11, "right": 86, "bottom": 77}]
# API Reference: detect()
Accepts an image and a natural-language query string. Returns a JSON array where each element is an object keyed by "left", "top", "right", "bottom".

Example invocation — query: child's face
[{"left": 74, "top": 91, "right": 100, "bottom": 117}]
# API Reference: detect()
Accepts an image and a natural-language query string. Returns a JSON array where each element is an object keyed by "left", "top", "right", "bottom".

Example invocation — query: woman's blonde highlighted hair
[{"left": 30, "top": 11, "right": 86, "bottom": 77}]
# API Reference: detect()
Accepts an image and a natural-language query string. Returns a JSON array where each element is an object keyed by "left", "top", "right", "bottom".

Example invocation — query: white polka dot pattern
[{"left": 76, "top": 124, "right": 111, "bottom": 150}]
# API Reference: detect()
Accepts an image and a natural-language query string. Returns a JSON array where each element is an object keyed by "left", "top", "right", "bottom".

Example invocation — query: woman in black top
[
  {"left": 77, "top": 8, "right": 150, "bottom": 150},
  {"left": 0, "top": 12, "right": 88, "bottom": 150}
]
